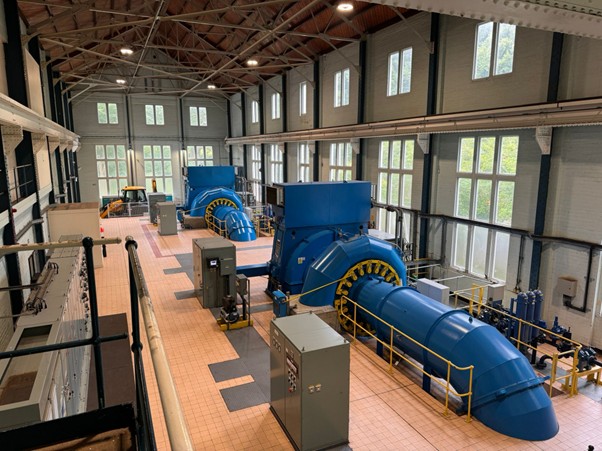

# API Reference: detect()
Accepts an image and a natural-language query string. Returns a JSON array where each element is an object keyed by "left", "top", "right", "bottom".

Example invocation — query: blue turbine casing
[
  {"left": 346, "top": 278, "right": 558, "bottom": 441},
  {"left": 186, "top": 168, "right": 256, "bottom": 242},
  {"left": 299, "top": 234, "right": 407, "bottom": 306}
]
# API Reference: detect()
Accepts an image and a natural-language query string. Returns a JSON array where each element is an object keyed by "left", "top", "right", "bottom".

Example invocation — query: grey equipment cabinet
[
  {"left": 148, "top": 192, "right": 167, "bottom": 224},
  {"left": 192, "top": 237, "right": 237, "bottom": 308},
  {"left": 157, "top": 201, "right": 177, "bottom": 235},
  {"left": 270, "top": 313, "right": 349, "bottom": 451}
]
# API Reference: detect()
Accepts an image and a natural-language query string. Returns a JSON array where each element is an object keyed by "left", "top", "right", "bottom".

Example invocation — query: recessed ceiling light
[
  {"left": 337, "top": 2, "right": 353, "bottom": 12},
  {"left": 208, "top": 84, "right": 216, "bottom": 89},
  {"left": 246, "top": 59, "right": 258, "bottom": 66},
  {"left": 120, "top": 47, "right": 133, "bottom": 56},
  {"left": 116, "top": 78, "right": 126, "bottom": 84}
]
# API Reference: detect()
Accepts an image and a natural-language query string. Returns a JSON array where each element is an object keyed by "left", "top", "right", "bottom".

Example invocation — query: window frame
[
  {"left": 189, "top": 106, "right": 208, "bottom": 127},
  {"left": 451, "top": 135, "right": 519, "bottom": 282},
  {"left": 145, "top": 104, "right": 165, "bottom": 126},
  {"left": 472, "top": 21, "right": 516, "bottom": 80},
  {"left": 299, "top": 81, "right": 307, "bottom": 116},
  {"left": 142, "top": 144, "right": 173, "bottom": 194},
  {"left": 251, "top": 100, "right": 260, "bottom": 124},
  {"left": 298, "top": 143, "right": 311, "bottom": 182},
  {"left": 186, "top": 145, "right": 214, "bottom": 166},
  {"left": 328, "top": 142, "right": 353, "bottom": 181},
  {"left": 249, "top": 145, "right": 263, "bottom": 203},
  {"left": 334, "top": 68, "right": 350, "bottom": 108},
  {"left": 376, "top": 138, "right": 415, "bottom": 238},
  {"left": 269, "top": 144, "right": 283, "bottom": 184},
  {"left": 95, "top": 144, "right": 128, "bottom": 199},
  {"left": 386, "top": 47, "right": 413, "bottom": 97},
  {"left": 271, "top": 93, "right": 281, "bottom": 120},
  {"left": 97, "top": 102, "right": 119, "bottom": 125}
]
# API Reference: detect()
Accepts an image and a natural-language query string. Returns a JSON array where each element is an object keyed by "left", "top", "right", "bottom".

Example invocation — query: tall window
[
  {"left": 299, "top": 82, "right": 307, "bottom": 116},
  {"left": 298, "top": 143, "right": 311, "bottom": 182},
  {"left": 186, "top": 145, "right": 214, "bottom": 166},
  {"left": 251, "top": 100, "right": 259, "bottom": 124},
  {"left": 97, "top": 103, "right": 118, "bottom": 124},
  {"left": 452, "top": 135, "right": 519, "bottom": 282},
  {"left": 189, "top": 106, "right": 208, "bottom": 126},
  {"left": 95, "top": 144, "right": 127, "bottom": 198},
  {"left": 473, "top": 22, "right": 516, "bottom": 79},
  {"left": 250, "top": 145, "right": 262, "bottom": 202},
  {"left": 269, "top": 144, "right": 283, "bottom": 184},
  {"left": 143, "top": 145, "right": 173, "bottom": 194},
  {"left": 145, "top": 105, "right": 165, "bottom": 125},
  {"left": 271, "top": 93, "right": 281, "bottom": 120},
  {"left": 334, "top": 68, "right": 350, "bottom": 107},
  {"left": 329, "top": 143, "right": 352, "bottom": 181},
  {"left": 377, "top": 139, "right": 414, "bottom": 237},
  {"left": 387, "top": 47, "right": 413, "bottom": 96}
]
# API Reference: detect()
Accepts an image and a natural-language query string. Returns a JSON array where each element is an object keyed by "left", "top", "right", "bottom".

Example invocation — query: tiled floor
[{"left": 95, "top": 216, "right": 602, "bottom": 450}]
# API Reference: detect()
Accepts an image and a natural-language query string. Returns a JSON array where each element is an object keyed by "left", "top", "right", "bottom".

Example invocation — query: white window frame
[
  {"left": 298, "top": 143, "right": 311, "bottom": 182},
  {"left": 142, "top": 144, "right": 173, "bottom": 194},
  {"left": 299, "top": 81, "right": 307, "bottom": 116},
  {"left": 269, "top": 144, "right": 283, "bottom": 184},
  {"left": 386, "top": 47, "right": 413, "bottom": 97},
  {"left": 249, "top": 145, "right": 262, "bottom": 202},
  {"left": 95, "top": 144, "right": 128, "bottom": 198},
  {"left": 328, "top": 143, "right": 353, "bottom": 181},
  {"left": 472, "top": 22, "right": 516, "bottom": 80},
  {"left": 452, "top": 135, "right": 519, "bottom": 282},
  {"left": 189, "top": 106, "right": 208, "bottom": 127},
  {"left": 334, "top": 68, "right": 350, "bottom": 107},
  {"left": 97, "top": 103, "right": 118, "bottom": 124},
  {"left": 145, "top": 104, "right": 165, "bottom": 125},
  {"left": 251, "top": 100, "right": 260, "bottom": 124},
  {"left": 271, "top": 93, "right": 281, "bottom": 120},
  {"left": 376, "top": 139, "right": 414, "bottom": 239},
  {"left": 186, "top": 145, "right": 214, "bottom": 166}
]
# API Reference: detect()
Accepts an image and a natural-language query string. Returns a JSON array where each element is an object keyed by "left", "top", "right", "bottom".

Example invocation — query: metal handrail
[
  {"left": 125, "top": 237, "right": 194, "bottom": 451},
  {"left": 340, "top": 295, "right": 474, "bottom": 421}
]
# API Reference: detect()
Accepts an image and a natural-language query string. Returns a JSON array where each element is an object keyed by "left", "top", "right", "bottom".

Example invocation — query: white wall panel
[
  {"left": 438, "top": 16, "right": 551, "bottom": 113},
  {"left": 559, "top": 36, "right": 602, "bottom": 100},
  {"left": 366, "top": 13, "right": 431, "bottom": 122},
  {"left": 321, "top": 43, "right": 359, "bottom": 127},
  {"left": 287, "top": 64, "right": 314, "bottom": 131},
  {"left": 264, "top": 76, "right": 283, "bottom": 134},
  {"left": 244, "top": 87, "right": 260, "bottom": 136},
  {"left": 229, "top": 93, "right": 243, "bottom": 138}
]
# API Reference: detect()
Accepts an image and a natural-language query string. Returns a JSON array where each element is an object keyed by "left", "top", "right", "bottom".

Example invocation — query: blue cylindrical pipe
[
  {"left": 348, "top": 277, "right": 558, "bottom": 441},
  {"left": 190, "top": 187, "right": 256, "bottom": 241}
]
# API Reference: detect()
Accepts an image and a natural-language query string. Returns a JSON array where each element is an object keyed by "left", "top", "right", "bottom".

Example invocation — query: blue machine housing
[
  {"left": 266, "top": 181, "right": 372, "bottom": 294},
  {"left": 184, "top": 166, "right": 256, "bottom": 242}
]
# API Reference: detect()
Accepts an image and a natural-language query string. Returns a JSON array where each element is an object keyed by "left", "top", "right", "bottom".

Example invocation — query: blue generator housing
[{"left": 266, "top": 181, "right": 374, "bottom": 294}]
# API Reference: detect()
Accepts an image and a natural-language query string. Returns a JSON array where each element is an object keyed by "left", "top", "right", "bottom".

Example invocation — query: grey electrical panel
[
  {"left": 192, "top": 237, "right": 237, "bottom": 308},
  {"left": 148, "top": 192, "right": 167, "bottom": 224},
  {"left": 157, "top": 202, "right": 177, "bottom": 235},
  {"left": 270, "top": 313, "right": 349, "bottom": 451}
]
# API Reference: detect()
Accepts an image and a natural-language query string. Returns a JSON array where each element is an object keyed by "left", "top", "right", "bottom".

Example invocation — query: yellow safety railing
[
  {"left": 253, "top": 214, "right": 273, "bottom": 236},
  {"left": 450, "top": 283, "right": 489, "bottom": 311},
  {"left": 207, "top": 214, "right": 228, "bottom": 237},
  {"left": 461, "top": 297, "right": 584, "bottom": 396},
  {"left": 339, "top": 295, "right": 474, "bottom": 422}
]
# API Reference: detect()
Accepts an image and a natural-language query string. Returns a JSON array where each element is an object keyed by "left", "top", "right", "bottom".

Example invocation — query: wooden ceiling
[{"left": 18, "top": 0, "right": 416, "bottom": 98}]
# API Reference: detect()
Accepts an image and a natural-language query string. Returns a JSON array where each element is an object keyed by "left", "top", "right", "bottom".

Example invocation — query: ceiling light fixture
[
  {"left": 120, "top": 47, "right": 133, "bottom": 56},
  {"left": 208, "top": 84, "right": 216, "bottom": 89},
  {"left": 246, "top": 59, "right": 259, "bottom": 66},
  {"left": 116, "top": 78, "right": 127, "bottom": 84},
  {"left": 337, "top": 2, "right": 353, "bottom": 12}
]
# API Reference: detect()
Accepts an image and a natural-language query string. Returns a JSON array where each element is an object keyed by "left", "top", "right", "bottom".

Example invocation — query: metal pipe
[
  {"left": 0, "top": 237, "right": 121, "bottom": 256},
  {"left": 83, "top": 237, "right": 106, "bottom": 409},
  {"left": 566, "top": 246, "right": 593, "bottom": 313},
  {"left": 0, "top": 333, "right": 126, "bottom": 359},
  {"left": 125, "top": 237, "right": 194, "bottom": 451}
]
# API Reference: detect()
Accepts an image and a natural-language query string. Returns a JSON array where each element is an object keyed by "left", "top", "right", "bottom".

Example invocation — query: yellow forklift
[{"left": 99, "top": 186, "right": 148, "bottom": 218}]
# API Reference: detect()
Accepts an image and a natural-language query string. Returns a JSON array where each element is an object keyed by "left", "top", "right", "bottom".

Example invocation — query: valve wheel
[
  {"left": 335, "top": 259, "right": 401, "bottom": 333},
  {"left": 205, "top": 198, "right": 238, "bottom": 222}
]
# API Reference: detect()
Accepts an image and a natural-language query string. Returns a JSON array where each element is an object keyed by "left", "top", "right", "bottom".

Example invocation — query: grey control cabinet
[
  {"left": 192, "top": 237, "right": 237, "bottom": 308},
  {"left": 270, "top": 313, "right": 349, "bottom": 451},
  {"left": 157, "top": 202, "right": 177, "bottom": 235},
  {"left": 148, "top": 192, "right": 167, "bottom": 224}
]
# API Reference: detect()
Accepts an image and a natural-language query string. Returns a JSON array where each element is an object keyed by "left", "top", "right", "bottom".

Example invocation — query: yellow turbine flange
[
  {"left": 205, "top": 198, "right": 238, "bottom": 222},
  {"left": 335, "top": 259, "right": 401, "bottom": 333}
]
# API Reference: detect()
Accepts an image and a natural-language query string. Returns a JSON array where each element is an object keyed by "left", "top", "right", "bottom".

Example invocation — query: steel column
[
  {"left": 529, "top": 33, "right": 564, "bottom": 290},
  {"left": 282, "top": 73, "right": 288, "bottom": 182},
  {"left": 356, "top": 39, "right": 367, "bottom": 180},
  {"left": 313, "top": 60, "right": 321, "bottom": 181},
  {"left": 4, "top": 0, "right": 28, "bottom": 107},
  {"left": 419, "top": 13, "right": 439, "bottom": 258}
]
